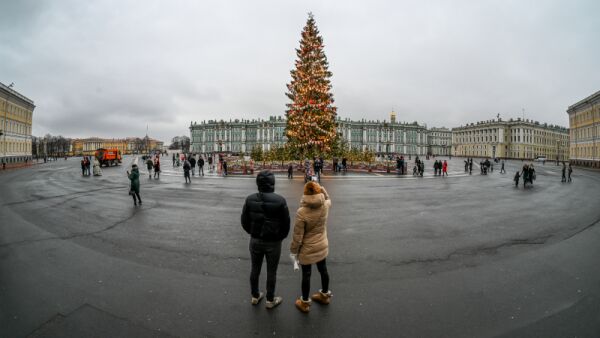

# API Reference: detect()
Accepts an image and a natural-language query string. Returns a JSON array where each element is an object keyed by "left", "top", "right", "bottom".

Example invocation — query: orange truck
[{"left": 95, "top": 148, "right": 122, "bottom": 167}]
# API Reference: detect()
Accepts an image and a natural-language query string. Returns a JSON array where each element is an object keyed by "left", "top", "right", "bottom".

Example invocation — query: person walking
[
  {"left": 146, "top": 157, "right": 154, "bottom": 179},
  {"left": 81, "top": 157, "right": 86, "bottom": 176},
  {"left": 561, "top": 162, "right": 567, "bottom": 182},
  {"left": 514, "top": 170, "right": 521, "bottom": 187},
  {"left": 183, "top": 158, "right": 191, "bottom": 183},
  {"left": 442, "top": 160, "right": 448, "bottom": 176},
  {"left": 153, "top": 158, "right": 160, "bottom": 179},
  {"left": 208, "top": 156, "right": 213, "bottom": 172},
  {"left": 198, "top": 157, "right": 204, "bottom": 176},
  {"left": 222, "top": 160, "right": 228, "bottom": 176},
  {"left": 500, "top": 160, "right": 505, "bottom": 174},
  {"left": 172, "top": 153, "right": 176, "bottom": 167},
  {"left": 189, "top": 156, "right": 197, "bottom": 176},
  {"left": 93, "top": 156, "right": 102, "bottom": 176},
  {"left": 290, "top": 181, "right": 333, "bottom": 313},
  {"left": 288, "top": 163, "right": 293, "bottom": 179},
  {"left": 241, "top": 170, "right": 291, "bottom": 309},
  {"left": 568, "top": 163, "right": 573, "bottom": 182},
  {"left": 469, "top": 158, "right": 473, "bottom": 175},
  {"left": 127, "top": 164, "right": 142, "bottom": 206},
  {"left": 85, "top": 157, "right": 91, "bottom": 176}
]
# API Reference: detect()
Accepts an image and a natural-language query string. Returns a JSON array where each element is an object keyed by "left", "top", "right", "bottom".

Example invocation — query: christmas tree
[{"left": 285, "top": 13, "right": 337, "bottom": 156}]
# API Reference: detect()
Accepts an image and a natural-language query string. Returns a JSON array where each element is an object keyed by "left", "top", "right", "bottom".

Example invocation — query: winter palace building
[
  {"left": 190, "top": 113, "right": 431, "bottom": 157},
  {"left": 567, "top": 90, "right": 600, "bottom": 168}
]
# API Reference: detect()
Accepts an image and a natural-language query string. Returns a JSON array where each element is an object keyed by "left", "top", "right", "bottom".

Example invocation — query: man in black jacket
[
  {"left": 198, "top": 157, "right": 204, "bottom": 176},
  {"left": 241, "top": 170, "right": 290, "bottom": 309},
  {"left": 189, "top": 156, "right": 196, "bottom": 176}
]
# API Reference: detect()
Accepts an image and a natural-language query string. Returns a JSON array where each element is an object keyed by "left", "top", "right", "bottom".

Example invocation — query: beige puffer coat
[{"left": 290, "top": 187, "right": 332, "bottom": 265}]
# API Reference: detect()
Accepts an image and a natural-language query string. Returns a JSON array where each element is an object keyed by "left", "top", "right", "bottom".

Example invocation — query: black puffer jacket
[{"left": 241, "top": 171, "right": 290, "bottom": 241}]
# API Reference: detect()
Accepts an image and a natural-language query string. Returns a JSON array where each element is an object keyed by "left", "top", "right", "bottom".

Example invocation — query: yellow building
[
  {"left": 452, "top": 118, "right": 569, "bottom": 161},
  {"left": 0, "top": 82, "right": 35, "bottom": 167},
  {"left": 70, "top": 137, "right": 164, "bottom": 156},
  {"left": 567, "top": 90, "right": 600, "bottom": 168}
]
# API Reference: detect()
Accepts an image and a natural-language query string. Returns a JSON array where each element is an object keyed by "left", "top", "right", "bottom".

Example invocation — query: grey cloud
[{"left": 1, "top": 0, "right": 599, "bottom": 143}]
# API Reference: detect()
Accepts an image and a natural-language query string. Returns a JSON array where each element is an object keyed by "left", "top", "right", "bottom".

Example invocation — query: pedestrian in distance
[
  {"left": 172, "top": 153, "right": 176, "bottom": 167},
  {"left": 153, "top": 158, "right": 160, "bottom": 179},
  {"left": 222, "top": 160, "right": 228, "bottom": 176},
  {"left": 189, "top": 156, "right": 197, "bottom": 176},
  {"left": 469, "top": 159, "right": 473, "bottom": 175},
  {"left": 561, "top": 162, "right": 567, "bottom": 183},
  {"left": 500, "top": 160, "right": 505, "bottom": 174},
  {"left": 183, "top": 158, "right": 191, "bottom": 183},
  {"left": 291, "top": 181, "right": 333, "bottom": 313},
  {"left": 526, "top": 164, "right": 536, "bottom": 187},
  {"left": 93, "top": 156, "right": 102, "bottom": 176},
  {"left": 522, "top": 164, "right": 530, "bottom": 187},
  {"left": 198, "top": 157, "right": 204, "bottom": 176},
  {"left": 442, "top": 160, "right": 448, "bottom": 176},
  {"left": 146, "top": 157, "right": 154, "bottom": 179},
  {"left": 514, "top": 171, "right": 521, "bottom": 187},
  {"left": 568, "top": 163, "right": 573, "bottom": 182},
  {"left": 241, "top": 170, "right": 291, "bottom": 309},
  {"left": 288, "top": 163, "right": 293, "bottom": 179},
  {"left": 208, "top": 156, "right": 213, "bottom": 172},
  {"left": 85, "top": 157, "right": 91, "bottom": 176},
  {"left": 127, "top": 164, "right": 142, "bottom": 206},
  {"left": 80, "top": 157, "right": 86, "bottom": 176}
]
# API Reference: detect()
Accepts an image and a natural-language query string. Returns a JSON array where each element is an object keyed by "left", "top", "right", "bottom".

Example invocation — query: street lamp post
[
  {"left": 2, "top": 94, "right": 7, "bottom": 169},
  {"left": 556, "top": 138, "right": 560, "bottom": 165}
]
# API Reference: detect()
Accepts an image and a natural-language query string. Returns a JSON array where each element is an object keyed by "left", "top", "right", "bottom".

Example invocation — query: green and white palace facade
[{"left": 189, "top": 114, "right": 433, "bottom": 157}]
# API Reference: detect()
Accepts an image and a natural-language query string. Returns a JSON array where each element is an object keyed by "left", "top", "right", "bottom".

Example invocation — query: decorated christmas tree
[{"left": 285, "top": 13, "right": 337, "bottom": 156}]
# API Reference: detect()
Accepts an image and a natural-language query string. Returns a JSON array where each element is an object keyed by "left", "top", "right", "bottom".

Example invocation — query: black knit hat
[{"left": 256, "top": 170, "right": 275, "bottom": 192}]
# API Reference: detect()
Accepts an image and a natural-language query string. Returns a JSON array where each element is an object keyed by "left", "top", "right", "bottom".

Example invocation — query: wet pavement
[{"left": 1, "top": 156, "right": 600, "bottom": 337}]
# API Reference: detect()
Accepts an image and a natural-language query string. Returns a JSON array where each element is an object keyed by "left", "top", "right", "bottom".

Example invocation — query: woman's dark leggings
[{"left": 301, "top": 259, "right": 329, "bottom": 301}]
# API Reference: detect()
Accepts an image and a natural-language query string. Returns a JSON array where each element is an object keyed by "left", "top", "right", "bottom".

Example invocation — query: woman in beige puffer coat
[{"left": 290, "top": 181, "right": 332, "bottom": 313}]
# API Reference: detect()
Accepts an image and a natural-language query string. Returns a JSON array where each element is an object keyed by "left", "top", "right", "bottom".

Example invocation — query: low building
[
  {"left": 0, "top": 82, "right": 35, "bottom": 166},
  {"left": 70, "top": 137, "right": 163, "bottom": 156},
  {"left": 428, "top": 127, "right": 452, "bottom": 156},
  {"left": 336, "top": 116, "right": 429, "bottom": 156},
  {"left": 452, "top": 118, "right": 569, "bottom": 161},
  {"left": 567, "top": 90, "right": 600, "bottom": 168},
  {"left": 190, "top": 116, "right": 288, "bottom": 154}
]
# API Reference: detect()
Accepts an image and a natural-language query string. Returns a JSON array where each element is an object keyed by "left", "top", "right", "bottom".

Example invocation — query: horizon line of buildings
[
  {"left": 31, "top": 136, "right": 165, "bottom": 157},
  {"left": 189, "top": 112, "right": 570, "bottom": 161},
  {"left": 2, "top": 80, "right": 598, "bottom": 167}
]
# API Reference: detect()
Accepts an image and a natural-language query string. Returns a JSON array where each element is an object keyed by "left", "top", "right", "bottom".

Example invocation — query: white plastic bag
[{"left": 290, "top": 254, "right": 299, "bottom": 272}]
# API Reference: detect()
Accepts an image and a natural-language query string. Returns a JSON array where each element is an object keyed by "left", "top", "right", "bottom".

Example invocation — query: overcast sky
[{"left": 1, "top": 0, "right": 599, "bottom": 143}]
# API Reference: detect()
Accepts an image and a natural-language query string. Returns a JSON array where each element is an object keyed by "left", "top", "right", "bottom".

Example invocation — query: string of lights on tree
[{"left": 285, "top": 12, "right": 337, "bottom": 155}]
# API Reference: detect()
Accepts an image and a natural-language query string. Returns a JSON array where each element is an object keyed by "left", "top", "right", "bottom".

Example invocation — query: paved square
[{"left": 1, "top": 157, "right": 600, "bottom": 337}]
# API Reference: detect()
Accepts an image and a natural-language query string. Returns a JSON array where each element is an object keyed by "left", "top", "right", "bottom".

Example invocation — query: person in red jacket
[{"left": 442, "top": 160, "right": 448, "bottom": 176}]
